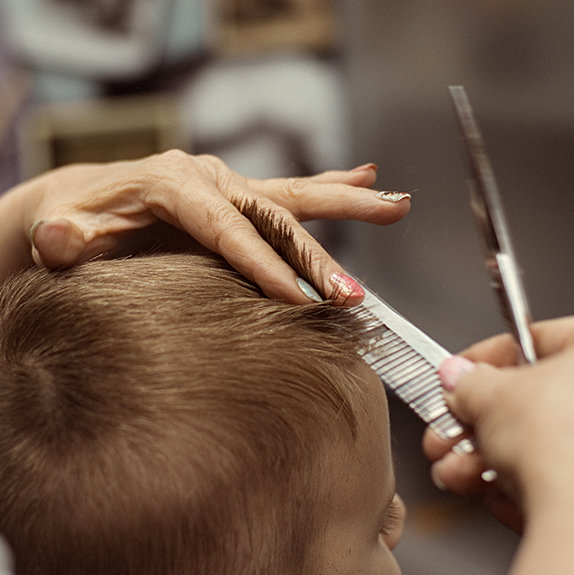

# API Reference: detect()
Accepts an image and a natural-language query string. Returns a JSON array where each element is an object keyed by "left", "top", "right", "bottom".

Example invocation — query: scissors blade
[{"left": 449, "top": 85, "right": 536, "bottom": 364}]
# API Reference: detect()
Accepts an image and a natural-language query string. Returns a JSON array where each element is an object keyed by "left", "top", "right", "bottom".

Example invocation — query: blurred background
[{"left": 2, "top": 0, "right": 574, "bottom": 572}]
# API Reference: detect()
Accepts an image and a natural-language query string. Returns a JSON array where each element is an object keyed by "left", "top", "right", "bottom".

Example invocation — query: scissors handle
[{"left": 450, "top": 86, "right": 537, "bottom": 364}]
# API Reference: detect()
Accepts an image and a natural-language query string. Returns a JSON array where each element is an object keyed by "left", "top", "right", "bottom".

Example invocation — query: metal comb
[{"left": 354, "top": 285, "right": 466, "bottom": 442}]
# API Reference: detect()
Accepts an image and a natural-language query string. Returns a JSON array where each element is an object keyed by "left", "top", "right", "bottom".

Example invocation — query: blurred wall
[{"left": 338, "top": 0, "right": 574, "bottom": 351}]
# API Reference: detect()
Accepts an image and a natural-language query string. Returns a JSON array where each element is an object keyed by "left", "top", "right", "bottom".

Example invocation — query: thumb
[
  {"left": 439, "top": 355, "right": 503, "bottom": 429},
  {"left": 31, "top": 219, "right": 87, "bottom": 268}
]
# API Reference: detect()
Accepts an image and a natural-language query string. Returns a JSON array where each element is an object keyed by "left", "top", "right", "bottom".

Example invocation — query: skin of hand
[
  {"left": 0, "top": 151, "right": 410, "bottom": 304},
  {"left": 424, "top": 317, "right": 574, "bottom": 574}
]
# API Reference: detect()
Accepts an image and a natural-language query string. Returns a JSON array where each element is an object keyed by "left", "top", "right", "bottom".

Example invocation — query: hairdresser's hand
[
  {"left": 0, "top": 151, "right": 410, "bottom": 304},
  {"left": 424, "top": 317, "right": 574, "bottom": 535}
]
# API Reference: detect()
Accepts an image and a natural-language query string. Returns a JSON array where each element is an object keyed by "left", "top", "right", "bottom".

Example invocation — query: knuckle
[
  {"left": 305, "top": 245, "right": 325, "bottom": 268},
  {"left": 145, "top": 149, "right": 191, "bottom": 182},
  {"left": 197, "top": 154, "right": 226, "bottom": 170},
  {"left": 207, "top": 206, "right": 251, "bottom": 251},
  {"left": 196, "top": 154, "right": 231, "bottom": 182},
  {"left": 281, "top": 177, "right": 312, "bottom": 202},
  {"left": 155, "top": 148, "right": 190, "bottom": 166},
  {"left": 197, "top": 155, "right": 245, "bottom": 198},
  {"left": 249, "top": 257, "right": 273, "bottom": 283},
  {"left": 149, "top": 150, "right": 223, "bottom": 178}
]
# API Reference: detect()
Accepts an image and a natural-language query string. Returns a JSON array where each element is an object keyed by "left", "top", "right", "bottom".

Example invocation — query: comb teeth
[{"left": 355, "top": 305, "right": 464, "bottom": 440}]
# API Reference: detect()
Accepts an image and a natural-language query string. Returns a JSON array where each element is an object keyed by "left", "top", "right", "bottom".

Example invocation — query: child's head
[{"left": 0, "top": 252, "right": 404, "bottom": 575}]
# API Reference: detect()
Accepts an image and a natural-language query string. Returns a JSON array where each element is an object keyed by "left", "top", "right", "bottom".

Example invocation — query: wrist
[
  {"left": 0, "top": 172, "right": 50, "bottom": 281},
  {"left": 513, "top": 489, "right": 574, "bottom": 575},
  {"left": 521, "top": 461, "right": 574, "bottom": 523}
]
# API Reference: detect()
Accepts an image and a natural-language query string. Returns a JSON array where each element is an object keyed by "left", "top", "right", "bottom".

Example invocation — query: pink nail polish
[
  {"left": 439, "top": 355, "right": 475, "bottom": 392},
  {"left": 351, "top": 162, "right": 377, "bottom": 173},
  {"left": 329, "top": 273, "right": 365, "bottom": 302}
]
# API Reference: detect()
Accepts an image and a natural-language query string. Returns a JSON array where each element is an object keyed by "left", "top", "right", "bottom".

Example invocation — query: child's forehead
[
  {"left": 310, "top": 362, "right": 395, "bottom": 567},
  {"left": 353, "top": 362, "right": 390, "bottom": 417},
  {"left": 318, "top": 361, "right": 391, "bottom": 477}
]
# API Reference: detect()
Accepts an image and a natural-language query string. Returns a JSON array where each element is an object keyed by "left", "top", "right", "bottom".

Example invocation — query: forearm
[
  {"left": 0, "top": 181, "right": 37, "bottom": 281},
  {"left": 429, "top": 344, "right": 574, "bottom": 574},
  {"left": 512, "top": 494, "right": 574, "bottom": 575}
]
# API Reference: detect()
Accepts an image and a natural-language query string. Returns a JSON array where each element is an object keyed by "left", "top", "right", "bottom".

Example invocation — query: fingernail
[
  {"left": 439, "top": 355, "right": 475, "bottom": 392},
  {"left": 351, "top": 163, "right": 377, "bottom": 173},
  {"left": 30, "top": 220, "right": 46, "bottom": 248},
  {"left": 376, "top": 191, "right": 412, "bottom": 203},
  {"left": 296, "top": 278, "right": 323, "bottom": 302},
  {"left": 329, "top": 273, "right": 365, "bottom": 302},
  {"left": 452, "top": 438, "right": 475, "bottom": 456},
  {"left": 430, "top": 464, "right": 448, "bottom": 492},
  {"left": 481, "top": 469, "right": 498, "bottom": 483}
]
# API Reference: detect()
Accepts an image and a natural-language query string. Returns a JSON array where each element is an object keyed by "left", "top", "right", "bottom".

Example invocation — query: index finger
[
  {"left": 422, "top": 425, "right": 470, "bottom": 462},
  {"left": 462, "top": 316, "right": 574, "bottom": 366},
  {"left": 247, "top": 170, "right": 411, "bottom": 226},
  {"left": 150, "top": 182, "right": 363, "bottom": 305}
]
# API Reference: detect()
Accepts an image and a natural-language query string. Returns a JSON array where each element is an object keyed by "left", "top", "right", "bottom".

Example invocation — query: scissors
[
  {"left": 449, "top": 86, "right": 537, "bottom": 364},
  {"left": 353, "top": 86, "right": 538, "bottom": 459}
]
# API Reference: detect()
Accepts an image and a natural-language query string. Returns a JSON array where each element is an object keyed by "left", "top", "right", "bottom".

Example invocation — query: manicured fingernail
[
  {"left": 296, "top": 278, "right": 323, "bottom": 302},
  {"left": 30, "top": 220, "right": 46, "bottom": 247},
  {"left": 430, "top": 464, "right": 448, "bottom": 492},
  {"left": 452, "top": 438, "right": 475, "bottom": 456},
  {"left": 481, "top": 469, "right": 498, "bottom": 483},
  {"left": 439, "top": 355, "right": 475, "bottom": 392},
  {"left": 329, "top": 273, "right": 365, "bottom": 302},
  {"left": 376, "top": 191, "right": 412, "bottom": 203},
  {"left": 351, "top": 163, "right": 377, "bottom": 173}
]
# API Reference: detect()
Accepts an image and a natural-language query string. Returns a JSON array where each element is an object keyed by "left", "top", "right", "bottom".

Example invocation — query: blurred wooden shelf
[
  {"left": 212, "top": 0, "right": 337, "bottom": 55},
  {"left": 19, "top": 94, "right": 184, "bottom": 178}
]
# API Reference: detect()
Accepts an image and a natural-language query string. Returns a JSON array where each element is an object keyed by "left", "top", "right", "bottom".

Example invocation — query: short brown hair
[{"left": 0, "top": 252, "right": 367, "bottom": 575}]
